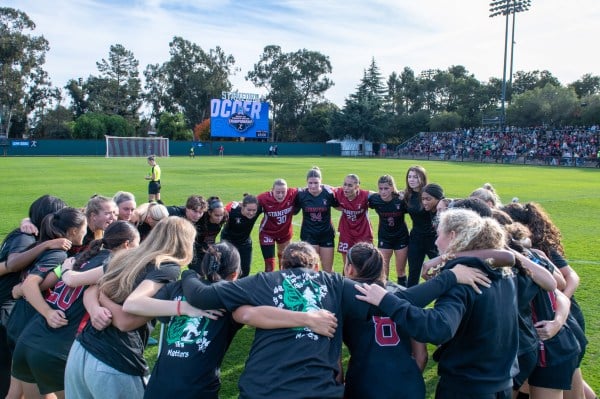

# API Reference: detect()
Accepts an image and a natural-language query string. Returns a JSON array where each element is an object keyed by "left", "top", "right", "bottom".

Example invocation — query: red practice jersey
[
  {"left": 257, "top": 188, "right": 298, "bottom": 240},
  {"left": 335, "top": 188, "right": 373, "bottom": 247}
]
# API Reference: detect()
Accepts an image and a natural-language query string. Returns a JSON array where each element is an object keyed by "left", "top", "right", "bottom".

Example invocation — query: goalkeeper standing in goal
[{"left": 145, "top": 155, "right": 163, "bottom": 204}]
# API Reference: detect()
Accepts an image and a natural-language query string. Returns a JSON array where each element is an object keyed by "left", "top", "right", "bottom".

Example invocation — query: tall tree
[
  {"left": 298, "top": 102, "right": 338, "bottom": 142},
  {"left": 568, "top": 73, "right": 600, "bottom": 98},
  {"left": 247, "top": 45, "right": 333, "bottom": 141},
  {"left": 164, "top": 37, "right": 235, "bottom": 128},
  {"left": 578, "top": 94, "right": 600, "bottom": 126},
  {"left": 0, "top": 7, "right": 51, "bottom": 137},
  {"left": 31, "top": 105, "right": 73, "bottom": 139},
  {"left": 92, "top": 44, "right": 142, "bottom": 120},
  {"left": 331, "top": 59, "right": 388, "bottom": 143},
  {"left": 512, "top": 70, "right": 561, "bottom": 96},
  {"left": 65, "top": 78, "right": 88, "bottom": 117},
  {"left": 386, "top": 67, "right": 422, "bottom": 116},
  {"left": 143, "top": 63, "right": 174, "bottom": 123},
  {"left": 507, "top": 84, "right": 578, "bottom": 126}
]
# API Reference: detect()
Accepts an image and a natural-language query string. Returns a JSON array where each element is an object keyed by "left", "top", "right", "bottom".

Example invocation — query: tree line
[{"left": 2, "top": 7, "right": 600, "bottom": 143}]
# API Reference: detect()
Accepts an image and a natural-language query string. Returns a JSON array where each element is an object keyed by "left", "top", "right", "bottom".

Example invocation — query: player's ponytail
[
  {"left": 346, "top": 242, "right": 384, "bottom": 284},
  {"left": 200, "top": 242, "right": 241, "bottom": 283},
  {"left": 39, "top": 207, "right": 86, "bottom": 242}
]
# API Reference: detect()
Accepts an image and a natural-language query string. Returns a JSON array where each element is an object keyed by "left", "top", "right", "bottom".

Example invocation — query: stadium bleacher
[{"left": 394, "top": 126, "right": 600, "bottom": 167}]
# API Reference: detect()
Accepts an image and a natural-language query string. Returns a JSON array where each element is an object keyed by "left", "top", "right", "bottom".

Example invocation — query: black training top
[
  {"left": 144, "top": 280, "right": 242, "bottom": 399},
  {"left": 343, "top": 272, "right": 458, "bottom": 399},
  {"left": 220, "top": 202, "right": 261, "bottom": 245},
  {"left": 0, "top": 230, "right": 36, "bottom": 306},
  {"left": 378, "top": 257, "right": 518, "bottom": 395},
  {"left": 406, "top": 192, "right": 435, "bottom": 236},
  {"left": 17, "top": 250, "right": 110, "bottom": 360},
  {"left": 182, "top": 268, "right": 371, "bottom": 399},
  {"left": 77, "top": 262, "right": 180, "bottom": 376}
]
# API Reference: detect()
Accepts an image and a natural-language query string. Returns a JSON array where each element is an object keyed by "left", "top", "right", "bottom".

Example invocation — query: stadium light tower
[{"left": 489, "top": 0, "right": 532, "bottom": 129}]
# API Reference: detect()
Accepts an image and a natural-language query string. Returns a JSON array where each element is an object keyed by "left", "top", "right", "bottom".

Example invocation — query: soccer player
[
  {"left": 403, "top": 165, "right": 438, "bottom": 287},
  {"left": 131, "top": 202, "right": 169, "bottom": 242},
  {"left": 7, "top": 208, "right": 87, "bottom": 397},
  {"left": 355, "top": 208, "right": 519, "bottom": 399},
  {"left": 112, "top": 191, "right": 137, "bottom": 222},
  {"left": 192, "top": 197, "right": 228, "bottom": 271},
  {"left": 167, "top": 195, "right": 209, "bottom": 268},
  {"left": 0, "top": 195, "right": 69, "bottom": 398},
  {"left": 64, "top": 217, "right": 196, "bottom": 399},
  {"left": 257, "top": 178, "right": 298, "bottom": 272},
  {"left": 123, "top": 241, "right": 336, "bottom": 399},
  {"left": 181, "top": 241, "right": 489, "bottom": 399},
  {"left": 334, "top": 174, "right": 373, "bottom": 266},
  {"left": 220, "top": 194, "right": 262, "bottom": 277},
  {"left": 368, "top": 175, "right": 409, "bottom": 283},
  {"left": 295, "top": 167, "right": 338, "bottom": 272},
  {"left": 81, "top": 195, "right": 117, "bottom": 251},
  {"left": 11, "top": 221, "right": 139, "bottom": 398}
]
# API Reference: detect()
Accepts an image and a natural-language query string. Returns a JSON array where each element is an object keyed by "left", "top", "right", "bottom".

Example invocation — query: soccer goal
[{"left": 105, "top": 135, "right": 169, "bottom": 157}]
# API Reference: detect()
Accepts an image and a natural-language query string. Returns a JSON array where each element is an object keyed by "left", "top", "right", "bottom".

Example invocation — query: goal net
[{"left": 105, "top": 136, "right": 169, "bottom": 157}]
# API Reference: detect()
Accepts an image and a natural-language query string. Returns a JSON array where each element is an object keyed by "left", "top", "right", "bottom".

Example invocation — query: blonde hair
[
  {"left": 99, "top": 216, "right": 196, "bottom": 303},
  {"left": 470, "top": 183, "right": 502, "bottom": 208},
  {"left": 133, "top": 202, "right": 168, "bottom": 226},
  {"left": 438, "top": 208, "right": 505, "bottom": 255}
]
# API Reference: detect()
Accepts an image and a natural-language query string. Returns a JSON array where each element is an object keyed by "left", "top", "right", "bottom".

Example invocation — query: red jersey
[
  {"left": 335, "top": 188, "right": 373, "bottom": 245},
  {"left": 257, "top": 188, "right": 298, "bottom": 241}
]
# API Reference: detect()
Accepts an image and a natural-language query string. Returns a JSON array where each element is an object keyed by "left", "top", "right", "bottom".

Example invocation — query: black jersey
[
  {"left": 16, "top": 250, "right": 110, "bottom": 360},
  {"left": 71, "top": 228, "right": 95, "bottom": 255},
  {"left": 166, "top": 205, "right": 186, "bottom": 218},
  {"left": 295, "top": 186, "right": 337, "bottom": 239},
  {"left": 343, "top": 273, "right": 459, "bottom": 399},
  {"left": 0, "top": 231, "right": 36, "bottom": 306},
  {"left": 528, "top": 251, "right": 581, "bottom": 368},
  {"left": 405, "top": 192, "right": 435, "bottom": 236},
  {"left": 77, "top": 262, "right": 180, "bottom": 376},
  {"left": 197, "top": 213, "right": 225, "bottom": 250},
  {"left": 6, "top": 248, "right": 68, "bottom": 347},
  {"left": 221, "top": 202, "right": 261, "bottom": 245},
  {"left": 515, "top": 271, "right": 540, "bottom": 356},
  {"left": 368, "top": 193, "right": 409, "bottom": 242},
  {"left": 144, "top": 281, "right": 242, "bottom": 399},
  {"left": 378, "top": 257, "right": 518, "bottom": 396},
  {"left": 182, "top": 268, "right": 371, "bottom": 399}
]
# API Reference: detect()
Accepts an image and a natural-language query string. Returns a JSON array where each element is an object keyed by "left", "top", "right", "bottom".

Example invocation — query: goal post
[{"left": 105, "top": 135, "right": 169, "bottom": 158}]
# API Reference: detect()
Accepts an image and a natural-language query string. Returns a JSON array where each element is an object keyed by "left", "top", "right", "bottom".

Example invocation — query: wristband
[
  {"left": 53, "top": 265, "right": 62, "bottom": 279},
  {"left": 176, "top": 300, "right": 182, "bottom": 316}
]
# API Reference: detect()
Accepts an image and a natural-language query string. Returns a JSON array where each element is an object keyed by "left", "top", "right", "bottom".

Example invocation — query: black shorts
[
  {"left": 528, "top": 355, "right": 578, "bottom": 390},
  {"left": 378, "top": 235, "right": 409, "bottom": 250},
  {"left": 301, "top": 229, "right": 335, "bottom": 248},
  {"left": 11, "top": 344, "right": 66, "bottom": 394},
  {"left": 148, "top": 181, "right": 161, "bottom": 195},
  {"left": 513, "top": 349, "right": 538, "bottom": 389}
]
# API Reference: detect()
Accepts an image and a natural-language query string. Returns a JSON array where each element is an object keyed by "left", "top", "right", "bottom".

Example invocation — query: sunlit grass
[{"left": 1, "top": 156, "right": 598, "bottom": 397}]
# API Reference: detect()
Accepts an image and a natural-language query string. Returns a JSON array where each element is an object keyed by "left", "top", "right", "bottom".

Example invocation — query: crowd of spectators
[{"left": 396, "top": 126, "right": 600, "bottom": 167}]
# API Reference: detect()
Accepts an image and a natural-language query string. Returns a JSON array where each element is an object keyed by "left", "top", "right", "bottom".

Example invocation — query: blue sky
[{"left": 5, "top": 0, "right": 600, "bottom": 108}]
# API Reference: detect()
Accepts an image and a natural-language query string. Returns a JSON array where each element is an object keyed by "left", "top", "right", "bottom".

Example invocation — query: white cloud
[{"left": 4, "top": 0, "right": 600, "bottom": 107}]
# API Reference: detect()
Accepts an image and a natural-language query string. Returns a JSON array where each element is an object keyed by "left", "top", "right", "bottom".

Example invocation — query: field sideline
[{"left": 0, "top": 156, "right": 598, "bottom": 397}]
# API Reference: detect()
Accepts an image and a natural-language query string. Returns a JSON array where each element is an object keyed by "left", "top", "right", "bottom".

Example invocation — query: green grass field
[{"left": 1, "top": 156, "right": 598, "bottom": 397}]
